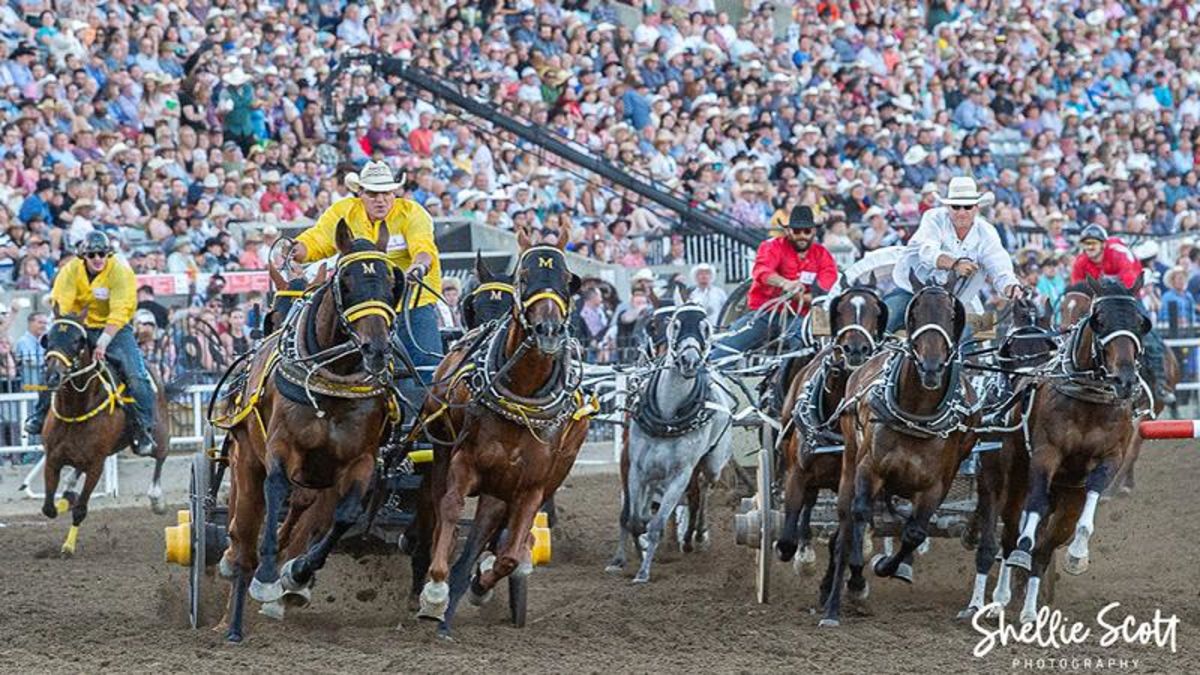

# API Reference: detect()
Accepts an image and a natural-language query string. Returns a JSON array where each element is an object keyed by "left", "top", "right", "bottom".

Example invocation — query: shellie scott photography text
[{"left": 972, "top": 602, "right": 1180, "bottom": 660}]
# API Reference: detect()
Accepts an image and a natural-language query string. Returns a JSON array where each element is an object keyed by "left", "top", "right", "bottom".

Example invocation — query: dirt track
[{"left": 2, "top": 440, "right": 1198, "bottom": 674}]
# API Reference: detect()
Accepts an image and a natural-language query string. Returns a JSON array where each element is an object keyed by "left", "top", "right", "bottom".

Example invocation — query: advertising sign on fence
[{"left": 135, "top": 271, "right": 271, "bottom": 297}]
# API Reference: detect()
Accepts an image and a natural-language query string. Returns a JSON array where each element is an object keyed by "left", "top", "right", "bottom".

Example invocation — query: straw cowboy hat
[
  {"left": 345, "top": 161, "right": 406, "bottom": 193},
  {"left": 935, "top": 176, "right": 993, "bottom": 207}
]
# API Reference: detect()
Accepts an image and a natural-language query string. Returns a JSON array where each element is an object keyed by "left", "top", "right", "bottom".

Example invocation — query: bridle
[
  {"left": 1077, "top": 294, "right": 1145, "bottom": 380},
  {"left": 831, "top": 287, "right": 886, "bottom": 362},
  {"left": 513, "top": 246, "right": 573, "bottom": 336},
  {"left": 44, "top": 318, "right": 103, "bottom": 390},
  {"left": 663, "top": 304, "right": 712, "bottom": 368}
]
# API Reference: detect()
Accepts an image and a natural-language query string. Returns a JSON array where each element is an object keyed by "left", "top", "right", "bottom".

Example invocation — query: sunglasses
[
  {"left": 84, "top": 252, "right": 109, "bottom": 260},
  {"left": 950, "top": 204, "right": 976, "bottom": 211}
]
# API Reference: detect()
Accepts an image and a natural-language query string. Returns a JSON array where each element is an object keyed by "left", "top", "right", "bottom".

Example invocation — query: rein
[{"left": 43, "top": 319, "right": 133, "bottom": 424}]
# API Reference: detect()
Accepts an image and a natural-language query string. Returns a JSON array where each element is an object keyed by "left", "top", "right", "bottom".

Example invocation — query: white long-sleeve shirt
[{"left": 892, "top": 206, "right": 1018, "bottom": 313}]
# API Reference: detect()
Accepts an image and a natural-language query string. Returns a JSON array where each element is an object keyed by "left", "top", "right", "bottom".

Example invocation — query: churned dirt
[{"left": 1, "top": 440, "right": 1198, "bottom": 674}]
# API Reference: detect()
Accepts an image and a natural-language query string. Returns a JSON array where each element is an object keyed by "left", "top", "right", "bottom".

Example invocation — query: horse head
[
  {"left": 463, "top": 251, "right": 515, "bottom": 330},
  {"left": 514, "top": 225, "right": 580, "bottom": 355},
  {"left": 906, "top": 270, "right": 965, "bottom": 390},
  {"left": 264, "top": 259, "right": 325, "bottom": 336},
  {"left": 332, "top": 219, "right": 404, "bottom": 378},
  {"left": 829, "top": 274, "right": 888, "bottom": 368},
  {"left": 43, "top": 314, "right": 93, "bottom": 390},
  {"left": 1084, "top": 275, "right": 1149, "bottom": 399},
  {"left": 663, "top": 304, "right": 711, "bottom": 377}
]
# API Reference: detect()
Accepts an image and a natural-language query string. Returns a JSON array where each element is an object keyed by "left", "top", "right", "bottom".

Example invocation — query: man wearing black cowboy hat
[{"left": 712, "top": 205, "right": 838, "bottom": 359}]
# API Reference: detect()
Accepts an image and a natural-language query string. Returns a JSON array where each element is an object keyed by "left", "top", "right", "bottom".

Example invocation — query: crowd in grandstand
[{"left": 5, "top": 0, "right": 1200, "bottom": 347}]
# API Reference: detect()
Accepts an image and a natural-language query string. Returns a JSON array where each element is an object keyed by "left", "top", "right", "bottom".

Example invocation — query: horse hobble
[{"left": 607, "top": 303, "right": 734, "bottom": 584}]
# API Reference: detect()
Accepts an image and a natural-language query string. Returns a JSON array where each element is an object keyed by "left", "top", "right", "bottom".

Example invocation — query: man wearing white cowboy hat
[
  {"left": 887, "top": 176, "right": 1023, "bottom": 334},
  {"left": 292, "top": 160, "right": 445, "bottom": 425},
  {"left": 688, "top": 262, "right": 727, "bottom": 325}
]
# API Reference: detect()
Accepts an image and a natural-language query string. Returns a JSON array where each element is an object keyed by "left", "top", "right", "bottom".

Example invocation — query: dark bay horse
[
  {"left": 416, "top": 232, "right": 590, "bottom": 636},
  {"left": 820, "top": 272, "right": 979, "bottom": 627},
  {"left": 219, "top": 221, "right": 404, "bottom": 642},
  {"left": 775, "top": 282, "right": 888, "bottom": 572},
  {"left": 37, "top": 316, "right": 169, "bottom": 555},
  {"left": 1002, "top": 276, "right": 1151, "bottom": 623}
]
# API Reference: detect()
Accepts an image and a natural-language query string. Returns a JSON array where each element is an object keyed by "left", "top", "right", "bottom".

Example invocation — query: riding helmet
[
  {"left": 1078, "top": 224, "right": 1108, "bottom": 244},
  {"left": 78, "top": 231, "right": 113, "bottom": 255}
]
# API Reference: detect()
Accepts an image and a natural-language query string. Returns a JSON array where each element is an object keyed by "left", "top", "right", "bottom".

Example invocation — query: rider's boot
[
  {"left": 24, "top": 391, "right": 50, "bottom": 437},
  {"left": 128, "top": 416, "right": 157, "bottom": 457}
]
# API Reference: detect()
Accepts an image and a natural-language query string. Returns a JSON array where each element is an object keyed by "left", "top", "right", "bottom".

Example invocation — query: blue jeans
[
  {"left": 32, "top": 325, "right": 156, "bottom": 431},
  {"left": 712, "top": 310, "right": 805, "bottom": 360},
  {"left": 393, "top": 304, "right": 442, "bottom": 385},
  {"left": 1143, "top": 328, "right": 1167, "bottom": 391}
]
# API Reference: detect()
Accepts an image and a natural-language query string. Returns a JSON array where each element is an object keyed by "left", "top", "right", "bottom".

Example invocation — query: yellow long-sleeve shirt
[
  {"left": 51, "top": 256, "right": 138, "bottom": 330},
  {"left": 295, "top": 196, "right": 442, "bottom": 308}
]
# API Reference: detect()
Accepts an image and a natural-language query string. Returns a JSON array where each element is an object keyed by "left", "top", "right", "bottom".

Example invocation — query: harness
[
  {"left": 44, "top": 319, "right": 135, "bottom": 425},
  {"left": 791, "top": 351, "right": 849, "bottom": 458},
  {"left": 1052, "top": 295, "right": 1150, "bottom": 410},
  {"left": 865, "top": 349, "right": 975, "bottom": 439}
]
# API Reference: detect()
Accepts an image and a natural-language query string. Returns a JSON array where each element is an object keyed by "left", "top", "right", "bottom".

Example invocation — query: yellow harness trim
[
  {"left": 50, "top": 381, "right": 134, "bottom": 424},
  {"left": 273, "top": 289, "right": 306, "bottom": 298},
  {"left": 572, "top": 391, "right": 601, "bottom": 421},
  {"left": 213, "top": 350, "right": 281, "bottom": 430},
  {"left": 343, "top": 299, "right": 397, "bottom": 324},
  {"left": 523, "top": 290, "right": 569, "bottom": 315},
  {"left": 475, "top": 282, "right": 516, "bottom": 295}
]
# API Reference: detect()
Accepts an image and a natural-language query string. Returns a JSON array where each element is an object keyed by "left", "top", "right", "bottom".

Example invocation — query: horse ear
[
  {"left": 268, "top": 259, "right": 287, "bottom": 292},
  {"left": 516, "top": 223, "right": 532, "bottom": 251},
  {"left": 312, "top": 262, "right": 328, "bottom": 287},
  {"left": 908, "top": 269, "right": 924, "bottom": 292},
  {"left": 1130, "top": 272, "right": 1144, "bottom": 296},
  {"left": 335, "top": 218, "right": 353, "bottom": 254},
  {"left": 475, "top": 251, "right": 495, "bottom": 283},
  {"left": 374, "top": 223, "right": 390, "bottom": 252},
  {"left": 1086, "top": 275, "right": 1101, "bottom": 295},
  {"left": 557, "top": 219, "right": 570, "bottom": 251},
  {"left": 570, "top": 273, "right": 582, "bottom": 296}
]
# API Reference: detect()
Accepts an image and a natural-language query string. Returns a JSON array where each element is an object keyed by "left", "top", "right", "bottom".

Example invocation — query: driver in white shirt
[{"left": 885, "top": 176, "right": 1024, "bottom": 334}]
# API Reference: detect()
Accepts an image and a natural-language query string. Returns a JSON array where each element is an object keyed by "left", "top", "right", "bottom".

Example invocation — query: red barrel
[{"left": 1138, "top": 420, "right": 1200, "bottom": 439}]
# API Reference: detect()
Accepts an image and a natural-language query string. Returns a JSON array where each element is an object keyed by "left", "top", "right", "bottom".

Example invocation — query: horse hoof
[
  {"left": 894, "top": 563, "right": 914, "bottom": 584},
  {"left": 1020, "top": 609, "right": 1037, "bottom": 625},
  {"left": 637, "top": 533, "right": 651, "bottom": 550},
  {"left": 249, "top": 577, "right": 284, "bottom": 604},
  {"left": 258, "top": 600, "right": 286, "bottom": 621},
  {"left": 775, "top": 539, "right": 798, "bottom": 563},
  {"left": 417, "top": 582, "right": 449, "bottom": 622},
  {"left": 1005, "top": 550, "right": 1032, "bottom": 571},
  {"left": 916, "top": 540, "right": 931, "bottom": 556},
  {"left": 985, "top": 604, "right": 1005, "bottom": 620},
  {"left": 150, "top": 497, "right": 167, "bottom": 516},
  {"left": 1118, "top": 485, "right": 1133, "bottom": 498},
  {"left": 631, "top": 573, "right": 650, "bottom": 584},
  {"left": 225, "top": 631, "right": 244, "bottom": 644},
  {"left": 956, "top": 605, "right": 982, "bottom": 621},
  {"left": 60, "top": 545, "right": 75, "bottom": 558},
  {"left": 818, "top": 618, "right": 840, "bottom": 628},
  {"left": 870, "top": 554, "right": 887, "bottom": 577},
  {"left": 848, "top": 579, "right": 870, "bottom": 600},
  {"left": 604, "top": 561, "right": 625, "bottom": 574},
  {"left": 1063, "top": 554, "right": 1089, "bottom": 576},
  {"left": 217, "top": 554, "right": 237, "bottom": 580},
  {"left": 792, "top": 547, "right": 817, "bottom": 576},
  {"left": 467, "top": 580, "right": 494, "bottom": 607},
  {"left": 694, "top": 531, "right": 711, "bottom": 552}
]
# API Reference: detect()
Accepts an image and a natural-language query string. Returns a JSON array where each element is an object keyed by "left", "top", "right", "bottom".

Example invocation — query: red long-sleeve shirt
[
  {"left": 1070, "top": 237, "right": 1140, "bottom": 289},
  {"left": 748, "top": 237, "right": 839, "bottom": 313}
]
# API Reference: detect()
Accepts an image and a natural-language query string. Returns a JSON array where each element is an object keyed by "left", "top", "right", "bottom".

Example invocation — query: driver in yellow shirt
[
  {"left": 290, "top": 161, "right": 444, "bottom": 437},
  {"left": 26, "top": 232, "right": 158, "bottom": 455}
]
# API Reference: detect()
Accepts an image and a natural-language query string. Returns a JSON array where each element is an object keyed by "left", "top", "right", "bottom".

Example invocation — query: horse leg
[
  {"left": 873, "top": 489, "right": 937, "bottom": 584},
  {"left": 819, "top": 464, "right": 860, "bottom": 627},
  {"left": 406, "top": 474, "right": 435, "bottom": 610},
  {"left": 1008, "top": 449, "right": 1061, "bottom": 572},
  {"left": 147, "top": 446, "right": 167, "bottom": 515},
  {"left": 1020, "top": 488, "right": 1085, "bottom": 624},
  {"left": 450, "top": 497, "right": 506, "bottom": 614},
  {"left": 418, "top": 457, "right": 479, "bottom": 622},
  {"left": 41, "top": 456, "right": 63, "bottom": 520},
  {"left": 1064, "top": 456, "right": 1119, "bottom": 576},
  {"left": 691, "top": 478, "right": 710, "bottom": 552},
  {"left": 223, "top": 454, "right": 266, "bottom": 643},
  {"left": 60, "top": 464, "right": 102, "bottom": 557},
  {"left": 279, "top": 486, "right": 368, "bottom": 607},
  {"left": 605, "top": 489, "right": 632, "bottom": 573},
  {"left": 470, "top": 489, "right": 541, "bottom": 605},
  {"left": 632, "top": 469, "right": 692, "bottom": 584},
  {"left": 959, "top": 474, "right": 999, "bottom": 620},
  {"left": 775, "top": 461, "right": 806, "bottom": 563},
  {"left": 248, "top": 459, "right": 290, "bottom": 604},
  {"left": 846, "top": 467, "right": 880, "bottom": 600}
]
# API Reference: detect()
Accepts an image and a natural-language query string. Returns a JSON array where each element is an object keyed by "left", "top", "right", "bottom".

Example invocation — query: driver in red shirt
[
  {"left": 713, "top": 206, "right": 838, "bottom": 359},
  {"left": 1069, "top": 224, "right": 1173, "bottom": 404}
]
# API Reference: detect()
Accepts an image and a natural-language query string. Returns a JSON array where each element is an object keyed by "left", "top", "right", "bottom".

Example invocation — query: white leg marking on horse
[
  {"left": 1019, "top": 577, "right": 1041, "bottom": 624},
  {"left": 968, "top": 572, "right": 988, "bottom": 610},
  {"left": 993, "top": 564, "right": 1012, "bottom": 607},
  {"left": 883, "top": 537, "right": 895, "bottom": 557},
  {"left": 1018, "top": 511, "right": 1040, "bottom": 544},
  {"left": 1068, "top": 491, "right": 1101, "bottom": 560}
]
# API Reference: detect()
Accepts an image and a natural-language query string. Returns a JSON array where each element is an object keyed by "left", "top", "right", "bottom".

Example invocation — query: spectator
[{"left": 688, "top": 263, "right": 727, "bottom": 326}]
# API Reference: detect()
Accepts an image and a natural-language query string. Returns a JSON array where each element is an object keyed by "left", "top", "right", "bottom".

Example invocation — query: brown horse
[
  {"left": 416, "top": 232, "right": 589, "bottom": 636},
  {"left": 37, "top": 316, "right": 169, "bottom": 555},
  {"left": 1002, "top": 276, "right": 1150, "bottom": 623},
  {"left": 218, "top": 221, "right": 404, "bottom": 642},
  {"left": 958, "top": 294, "right": 1058, "bottom": 619},
  {"left": 819, "top": 272, "right": 979, "bottom": 626},
  {"left": 774, "top": 283, "right": 888, "bottom": 571}
]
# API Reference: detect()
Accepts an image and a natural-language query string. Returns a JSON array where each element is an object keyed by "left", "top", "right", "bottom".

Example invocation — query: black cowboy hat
[{"left": 787, "top": 205, "right": 817, "bottom": 229}]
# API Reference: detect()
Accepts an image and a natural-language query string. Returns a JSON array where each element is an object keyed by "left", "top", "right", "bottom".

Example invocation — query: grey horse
[{"left": 606, "top": 304, "right": 735, "bottom": 583}]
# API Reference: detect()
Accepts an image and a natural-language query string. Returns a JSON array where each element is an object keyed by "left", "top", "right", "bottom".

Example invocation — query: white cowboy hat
[
  {"left": 935, "top": 176, "right": 993, "bottom": 207},
  {"left": 903, "top": 146, "right": 929, "bottom": 165},
  {"left": 631, "top": 268, "right": 656, "bottom": 283},
  {"left": 223, "top": 69, "right": 252, "bottom": 86},
  {"left": 347, "top": 161, "right": 405, "bottom": 193},
  {"left": 691, "top": 262, "right": 715, "bottom": 280}
]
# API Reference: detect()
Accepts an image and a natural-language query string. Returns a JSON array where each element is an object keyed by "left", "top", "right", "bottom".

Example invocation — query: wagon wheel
[
  {"left": 717, "top": 279, "right": 752, "bottom": 331},
  {"left": 756, "top": 425, "right": 775, "bottom": 604},
  {"left": 189, "top": 445, "right": 210, "bottom": 629}
]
